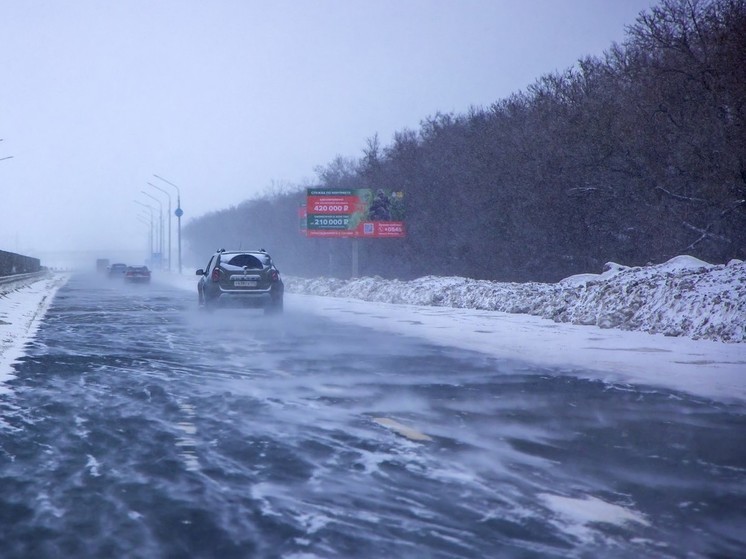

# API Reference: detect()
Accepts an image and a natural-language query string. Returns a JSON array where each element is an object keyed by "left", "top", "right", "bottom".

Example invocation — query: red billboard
[{"left": 304, "top": 188, "right": 406, "bottom": 238}]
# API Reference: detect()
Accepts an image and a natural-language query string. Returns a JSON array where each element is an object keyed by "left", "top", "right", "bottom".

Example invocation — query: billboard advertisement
[{"left": 305, "top": 188, "right": 406, "bottom": 238}]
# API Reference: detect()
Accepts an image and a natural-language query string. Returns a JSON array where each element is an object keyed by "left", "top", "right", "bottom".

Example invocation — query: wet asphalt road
[{"left": 0, "top": 273, "right": 744, "bottom": 558}]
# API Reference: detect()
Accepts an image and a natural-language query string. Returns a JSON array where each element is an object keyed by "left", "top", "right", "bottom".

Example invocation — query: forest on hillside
[{"left": 184, "top": 0, "right": 746, "bottom": 282}]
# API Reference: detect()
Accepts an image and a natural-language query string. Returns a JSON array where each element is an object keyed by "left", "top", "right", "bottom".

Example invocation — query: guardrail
[{"left": 0, "top": 271, "right": 48, "bottom": 289}]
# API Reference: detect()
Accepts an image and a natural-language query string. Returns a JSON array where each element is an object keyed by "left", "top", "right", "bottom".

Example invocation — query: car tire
[
  {"left": 264, "top": 297, "right": 283, "bottom": 315},
  {"left": 204, "top": 293, "right": 218, "bottom": 311},
  {"left": 199, "top": 288, "right": 218, "bottom": 311}
]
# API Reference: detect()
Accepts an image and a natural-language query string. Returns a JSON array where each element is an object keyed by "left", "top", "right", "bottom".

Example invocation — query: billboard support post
[{"left": 352, "top": 238, "right": 359, "bottom": 278}]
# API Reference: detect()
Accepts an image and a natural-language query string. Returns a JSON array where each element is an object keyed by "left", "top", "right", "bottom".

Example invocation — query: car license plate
[{"left": 234, "top": 280, "right": 257, "bottom": 287}]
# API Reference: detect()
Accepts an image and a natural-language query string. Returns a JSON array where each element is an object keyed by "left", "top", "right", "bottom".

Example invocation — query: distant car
[
  {"left": 124, "top": 265, "right": 151, "bottom": 283},
  {"left": 108, "top": 263, "right": 128, "bottom": 278},
  {"left": 196, "top": 249, "right": 284, "bottom": 313}
]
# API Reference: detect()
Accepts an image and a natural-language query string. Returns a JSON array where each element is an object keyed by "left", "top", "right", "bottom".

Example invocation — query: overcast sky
[{"left": 1, "top": 0, "right": 656, "bottom": 257}]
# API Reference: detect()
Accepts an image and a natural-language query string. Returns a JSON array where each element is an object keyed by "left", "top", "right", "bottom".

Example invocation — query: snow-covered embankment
[{"left": 286, "top": 256, "right": 745, "bottom": 343}]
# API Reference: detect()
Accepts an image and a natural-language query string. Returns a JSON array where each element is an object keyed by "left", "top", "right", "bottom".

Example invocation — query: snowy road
[{"left": 1, "top": 274, "right": 745, "bottom": 558}]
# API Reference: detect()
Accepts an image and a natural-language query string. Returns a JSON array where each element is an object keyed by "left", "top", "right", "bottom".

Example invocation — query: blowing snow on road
[{"left": 0, "top": 260, "right": 744, "bottom": 558}]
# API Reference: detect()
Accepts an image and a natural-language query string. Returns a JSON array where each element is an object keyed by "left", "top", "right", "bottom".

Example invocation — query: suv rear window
[{"left": 224, "top": 254, "right": 267, "bottom": 269}]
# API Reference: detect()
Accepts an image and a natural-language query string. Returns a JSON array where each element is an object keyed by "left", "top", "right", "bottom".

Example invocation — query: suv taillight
[
  {"left": 211, "top": 268, "right": 221, "bottom": 281},
  {"left": 270, "top": 270, "right": 279, "bottom": 282}
]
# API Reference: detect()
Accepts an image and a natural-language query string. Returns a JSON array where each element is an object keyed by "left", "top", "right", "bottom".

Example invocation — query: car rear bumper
[
  {"left": 218, "top": 285, "right": 274, "bottom": 295},
  {"left": 206, "top": 285, "right": 283, "bottom": 307},
  {"left": 211, "top": 292, "right": 273, "bottom": 308}
]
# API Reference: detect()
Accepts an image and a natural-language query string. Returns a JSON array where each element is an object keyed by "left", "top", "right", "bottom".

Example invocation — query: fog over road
[{"left": 1, "top": 275, "right": 744, "bottom": 558}]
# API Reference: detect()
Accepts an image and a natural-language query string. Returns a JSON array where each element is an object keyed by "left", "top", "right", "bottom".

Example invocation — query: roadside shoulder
[{"left": 0, "top": 273, "right": 70, "bottom": 387}]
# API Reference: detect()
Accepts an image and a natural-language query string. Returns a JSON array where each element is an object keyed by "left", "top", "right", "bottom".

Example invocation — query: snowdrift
[{"left": 286, "top": 256, "right": 745, "bottom": 343}]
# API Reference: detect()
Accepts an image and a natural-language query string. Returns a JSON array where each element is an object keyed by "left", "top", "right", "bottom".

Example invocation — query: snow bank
[
  {"left": 0, "top": 273, "right": 70, "bottom": 389},
  {"left": 285, "top": 256, "right": 745, "bottom": 343}
]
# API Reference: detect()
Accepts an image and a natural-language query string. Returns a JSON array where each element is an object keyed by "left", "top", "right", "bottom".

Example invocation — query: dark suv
[
  {"left": 108, "top": 263, "right": 128, "bottom": 278},
  {"left": 196, "top": 249, "right": 284, "bottom": 313}
]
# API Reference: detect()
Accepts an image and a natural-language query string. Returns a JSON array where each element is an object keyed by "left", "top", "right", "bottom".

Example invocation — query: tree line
[{"left": 184, "top": 0, "right": 745, "bottom": 282}]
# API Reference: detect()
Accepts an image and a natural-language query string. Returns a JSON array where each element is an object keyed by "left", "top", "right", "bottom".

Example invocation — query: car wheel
[
  {"left": 203, "top": 293, "right": 218, "bottom": 311},
  {"left": 264, "top": 297, "right": 283, "bottom": 315},
  {"left": 199, "top": 287, "right": 217, "bottom": 311}
]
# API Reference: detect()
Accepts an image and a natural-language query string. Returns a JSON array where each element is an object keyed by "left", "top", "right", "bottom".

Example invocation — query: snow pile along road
[
  {"left": 0, "top": 273, "right": 69, "bottom": 388},
  {"left": 285, "top": 256, "right": 745, "bottom": 343}
]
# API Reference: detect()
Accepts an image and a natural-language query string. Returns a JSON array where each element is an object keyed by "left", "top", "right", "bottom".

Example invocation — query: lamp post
[
  {"left": 153, "top": 174, "right": 183, "bottom": 274},
  {"left": 134, "top": 200, "right": 157, "bottom": 264},
  {"left": 147, "top": 182, "right": 171, "bottom": 272},
  {"left": 141, "top": 191, "right": 164, "bottom": 270},
  {"left": 136, "top": 215, "right": 153, "bottom": 257}
]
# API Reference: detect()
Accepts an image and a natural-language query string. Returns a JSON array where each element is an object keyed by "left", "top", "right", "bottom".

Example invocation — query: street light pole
[
  {"left": 153, "top": 174, "right": 183, "bottom": 274},
  {"left": 136, "top": 215, "right": 153, "bottom": 257},
  {"left": 147, "top": 182, "right": 171, "bottom": 272},
  {"left": 134, "top": 201, "right": 155, "bottom": 261},
  {"left": 141, "top": 191, "right": 164, "bottom": 270}
]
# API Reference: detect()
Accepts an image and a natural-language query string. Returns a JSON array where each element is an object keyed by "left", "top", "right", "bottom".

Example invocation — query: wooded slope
[{"left": 184, "top": 0, "right": 745, "bottom": 282}]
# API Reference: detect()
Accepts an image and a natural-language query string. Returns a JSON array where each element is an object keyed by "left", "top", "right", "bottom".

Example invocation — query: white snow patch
[
  {"left": 0, "top": 273, "right": 70, "bottom": 390},
  {"left": 86, "top": 454, "right": 102, "bottom": 477},
  {"left": 540, "top": 493, "right": 649, "bottom": 544},
  {"left": 283, "top": 294, "right": 746, "bottom": 403}
]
